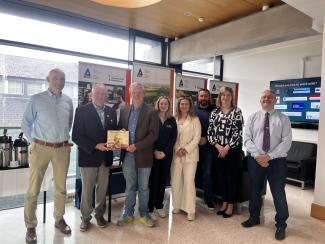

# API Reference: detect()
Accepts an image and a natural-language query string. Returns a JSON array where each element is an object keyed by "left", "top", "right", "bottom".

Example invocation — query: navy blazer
[{"left": 72, "top": 103, "right": 117, "bottom": 167}]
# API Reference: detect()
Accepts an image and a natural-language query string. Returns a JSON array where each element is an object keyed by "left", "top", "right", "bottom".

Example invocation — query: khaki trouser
[
  {"left": 24, "top": 142, "right": 71, "bottom": 228},
  {"left": 171, "top": 158, "right": 198, "bottom": 214}
]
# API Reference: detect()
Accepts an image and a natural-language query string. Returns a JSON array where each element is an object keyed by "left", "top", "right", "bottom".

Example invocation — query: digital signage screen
[{"left": 270, "top": 77, "right": 321, "bottom": 126}]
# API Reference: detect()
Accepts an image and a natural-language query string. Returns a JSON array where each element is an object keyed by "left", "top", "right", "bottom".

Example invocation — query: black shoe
[
  {"left": 223, "top": 212, "right": 233, "bottom": 218},
  {"left": 216, "top": 209, "right": 226, "bottom": 215},
  {"left": 241, "top": 218, "right": 260, "bottom": 228},
  {"left": 275, "top": 227, "right": 286, "bottom": 241},
  {"left": 206, "top": 202, "right": 215, "bottom": 210}
]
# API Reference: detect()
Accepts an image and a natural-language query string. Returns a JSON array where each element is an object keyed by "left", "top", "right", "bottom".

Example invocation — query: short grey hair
[
  {"left": 262, "top": 89, "right": 276, "bottom": 98},
  {"left": 129, "top": 82, "right": 145, "bottom": 94},
  {"left": 92, "top": 83, "right": 107, "bottom": 93}
]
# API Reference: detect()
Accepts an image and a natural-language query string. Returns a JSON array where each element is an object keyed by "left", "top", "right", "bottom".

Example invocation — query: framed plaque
[{"left": 107, "top": 130, "right": 129, "bottom": 148}]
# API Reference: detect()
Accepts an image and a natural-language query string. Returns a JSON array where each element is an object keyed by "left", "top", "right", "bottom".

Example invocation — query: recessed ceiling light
[
  {"left": 198, "top": 17, "right": 205, "bottom": 22},
  {"left": 184, "top": 11, "right": 192, "bottom": 17},
  {"left": 90, "top": 0, "right": 162, "bottom": 8}
]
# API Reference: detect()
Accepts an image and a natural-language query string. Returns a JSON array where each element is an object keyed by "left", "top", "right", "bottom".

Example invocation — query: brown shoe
[
  {"left": 25, "top": 228, "right": 37, "bottom": 244},
  {"left": 95, "top": 215, "right": 107, "bottom": 228},
  {"left": 80, "top": 220, "right": 90, "bottom": 232},
  {"left": 55, "top": 219, "right": 72, "bottom": 234}
]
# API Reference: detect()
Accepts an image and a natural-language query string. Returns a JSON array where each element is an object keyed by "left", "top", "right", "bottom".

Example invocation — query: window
[
  {"left": 0, "top": 77, "right": 4, "bottom": 93},
  {"left": 183, "top": 57, "right": 214, "bottom": 75},
  {"left": 63, "top": 84, "right": 77, "bottom": 99},
  {"left": 26, "top": 82, "right": 43, "bottom": 96},
  {"left": 0, "top": 13, "right": 129, "bottom": 60},
  {"left": 135, "top": 36, "right": 162, "bottom": 64},
  {"left": 8, "top": 79, "right": 23, "bottom": 95},
  {"left": 0, "top": 44, "right": 128, "bottom": 200}
]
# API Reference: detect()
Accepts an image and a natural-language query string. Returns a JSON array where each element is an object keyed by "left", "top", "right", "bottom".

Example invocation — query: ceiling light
[
  {"left": 184, "top": 11, "right": 192, "bottom": 17},
  {"left": 198, "top": 17, "right": 204, "bottom": 22},
  {"left": 262, "top": 5, "right": 269, "bottom": 11},
  {"left": 90, "top": 0, "right": 162, "bottom": 8}
]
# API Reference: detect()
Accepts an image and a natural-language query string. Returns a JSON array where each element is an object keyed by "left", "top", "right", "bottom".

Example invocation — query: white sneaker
[
  {"left": 156, "top": 208, "right": 166, "bottom": 218},
  {"left": 172, "top": 208, "right": 180, "bottom": 214},
  {"left": 187, "top": 213, "right": 195, "bottom": 221}
]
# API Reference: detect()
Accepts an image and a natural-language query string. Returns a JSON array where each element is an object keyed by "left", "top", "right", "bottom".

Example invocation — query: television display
[{"left": 270, "top": 77, "right": 321, "bottom": 127}]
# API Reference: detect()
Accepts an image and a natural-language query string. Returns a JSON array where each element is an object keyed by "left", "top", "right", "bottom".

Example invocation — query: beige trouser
[
  {"left": 24, "top": 142, "right": 71, "bottom": 228},
  {"left": 171, "top": 158, "right": 198, "bottom": 214}
]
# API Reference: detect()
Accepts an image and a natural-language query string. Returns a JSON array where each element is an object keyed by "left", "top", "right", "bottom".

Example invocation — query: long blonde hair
[{"left": 155, "top": 96, "right": 173, "bottom": 118}]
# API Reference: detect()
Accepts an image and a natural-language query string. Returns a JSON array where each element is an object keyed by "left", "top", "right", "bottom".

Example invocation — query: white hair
[
  {"left": 129, "top": 82, "right": 144, "bottom": 94},
  {"left": 92, "top": 83, "right": 107, "bottom": 93}
]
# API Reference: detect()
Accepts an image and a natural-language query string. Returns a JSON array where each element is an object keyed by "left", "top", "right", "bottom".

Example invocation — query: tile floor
[{"left": 0, "top": 184, "right": 325, "bottom": 244}]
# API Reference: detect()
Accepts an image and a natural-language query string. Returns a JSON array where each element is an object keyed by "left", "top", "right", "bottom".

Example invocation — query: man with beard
[{"left": 195, "top": 88, "right": 215, "bottom": 210}]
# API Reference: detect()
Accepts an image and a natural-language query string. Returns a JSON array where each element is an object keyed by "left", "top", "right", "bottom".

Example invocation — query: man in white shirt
[{"left": 242, "top": 90, "right": 292, "bottom": 241}]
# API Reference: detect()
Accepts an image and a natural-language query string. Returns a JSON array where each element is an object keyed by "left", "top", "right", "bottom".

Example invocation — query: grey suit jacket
[{"left": 119, "top": 103, "right": 159, "bottom": 168}]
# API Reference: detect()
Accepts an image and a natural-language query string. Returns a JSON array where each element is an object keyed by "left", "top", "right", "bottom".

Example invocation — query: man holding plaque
[
  {"left": 72, "top": 83, "right": 117, "bottom": 232},
  {"left": 117, "top": 82, "right": 159, "bottom": 228}
]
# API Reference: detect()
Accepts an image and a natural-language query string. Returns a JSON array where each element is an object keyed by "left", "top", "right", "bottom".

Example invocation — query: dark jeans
[
  {"left": 247, "top": 156, "right": 289, "bottom": 228},
  {"left": 199, "top": 145, "right": 215, "bottom": 204},
  {"left": 217, "top": 145, "right": 241, "bottom": 204},
  {"left": 148, "top": 155, "right": 171, "bottom": 212}
]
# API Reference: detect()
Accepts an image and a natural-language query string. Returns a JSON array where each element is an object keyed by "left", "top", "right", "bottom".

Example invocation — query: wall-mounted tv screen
[{"left": 270, "top": 77, "right": 321, "bottom": 128}]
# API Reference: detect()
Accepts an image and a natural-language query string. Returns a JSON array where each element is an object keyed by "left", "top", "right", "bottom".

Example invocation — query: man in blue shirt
[
  {"left": 22, "top": 68, "right": 73, "bottom": 244},
  {"left": 242, "top": 90, "right": 292, "bottom": 241},
  {"left": 116, "top": 82, "right": 159, "bottom": 228}
]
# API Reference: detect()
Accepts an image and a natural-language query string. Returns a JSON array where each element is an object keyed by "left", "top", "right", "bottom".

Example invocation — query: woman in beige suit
[{"left": 171, "top": 96, "right": 201, "bottom": 221}]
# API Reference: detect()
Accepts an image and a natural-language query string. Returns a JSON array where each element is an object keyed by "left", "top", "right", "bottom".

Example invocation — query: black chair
[
  {"left": 195, "top": 151, "right": 267, "bottom": 212},
  {"left": 286, "top": 141, "right": 317, "bottom": 189}
]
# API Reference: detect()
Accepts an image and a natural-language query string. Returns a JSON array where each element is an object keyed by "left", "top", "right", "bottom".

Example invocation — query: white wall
[
  {"left": 314, "top": 27, "right": 325, "bottom": 206},
  {"left": 223, "top": 35, "right": 323, "bottom": 143}
]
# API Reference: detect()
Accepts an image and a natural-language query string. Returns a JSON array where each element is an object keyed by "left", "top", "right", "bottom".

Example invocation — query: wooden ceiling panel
[{"left": 25, "top": 0, "right": 284, "bottom": 38}]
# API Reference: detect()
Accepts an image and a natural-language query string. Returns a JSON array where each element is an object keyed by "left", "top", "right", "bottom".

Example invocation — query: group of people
[{"left": 22, "top": 68, "right": 292, "bottom": 244}]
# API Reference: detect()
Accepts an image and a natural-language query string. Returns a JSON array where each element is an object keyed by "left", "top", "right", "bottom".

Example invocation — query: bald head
[
  {"left": 92, "top": 83, "right": 108, "bottom": 108},
  {"left": 47, "top": 68, "right": 65, "bottom": 96},
  {"left": 260, "top": 90, "right": 277, "bottom": 111}
]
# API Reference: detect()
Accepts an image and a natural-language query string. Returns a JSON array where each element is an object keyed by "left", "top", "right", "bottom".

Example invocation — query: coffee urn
[
  {"left": 0, "top": 129, "right": 13, "bottom": 168},
  {"left": 14, "top": 132, "right": 29, "bottom": 167}
]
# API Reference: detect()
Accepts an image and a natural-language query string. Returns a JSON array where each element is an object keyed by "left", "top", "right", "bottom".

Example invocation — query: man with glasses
[{"left": 242, "top": 90, "right": 292, "bottom": 241}]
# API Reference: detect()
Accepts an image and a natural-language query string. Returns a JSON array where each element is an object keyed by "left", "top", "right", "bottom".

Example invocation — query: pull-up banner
[
  {"left": 208, "top": 80, "right": 239, "bottom": 106},
  {"left": 78, "top": 62, "right": 131, "bottom": 107},
  {"left": 132, "top": 63, "right": 174, "bottom": 107},
  {"left": 175, "top": 74, "right": 207, "bottom": 107}
]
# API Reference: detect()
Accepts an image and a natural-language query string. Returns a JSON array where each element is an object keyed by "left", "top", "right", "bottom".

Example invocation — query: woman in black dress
[{"left": 148, "top": 96, "right": 177, "bottom": 219}]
